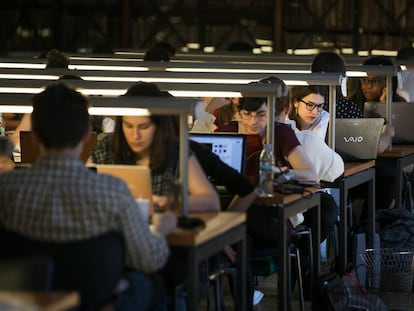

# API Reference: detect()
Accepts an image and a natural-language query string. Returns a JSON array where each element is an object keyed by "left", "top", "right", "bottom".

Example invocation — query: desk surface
[
  {"left": 254, "top": 186, "right": 320, "bottom": 206},
  {"left": 167, "top": 211, "right": 245, "bottom": 247},
  {"left": 0, "top": 291, "right": 79, "bottom": 311},
  {"left": 378, "top": 144, "right": 414, "bottom": 157},
  {"left": 343, "top": 160, "right": 375, "bottom": 177}
]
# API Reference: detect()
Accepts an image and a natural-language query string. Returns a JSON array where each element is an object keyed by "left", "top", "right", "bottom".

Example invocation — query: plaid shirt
[{"left": 0, "top": 155, "right": 169, "bottom": 273}]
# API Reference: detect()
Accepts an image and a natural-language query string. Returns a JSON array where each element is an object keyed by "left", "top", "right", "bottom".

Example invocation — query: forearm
[
  {"left": 227, "top": 189, "right": 259, "bottom": 212},
  {"left": 188, "top": 193, "right": 220, "bottom": 212}
]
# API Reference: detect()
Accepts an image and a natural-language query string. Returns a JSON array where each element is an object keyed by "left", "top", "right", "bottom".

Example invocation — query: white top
[
  {"left": 295, "top": 130, "right": 344, "bottom": 182},
  {"left": 285, "top": 109, "right": 329, "bottom": 140},
  {"left": 190, "top": 111, "right": 216, "bottom": 133},
  {"left": 308, "top": 109, "right": 329, "bottom": 140}
]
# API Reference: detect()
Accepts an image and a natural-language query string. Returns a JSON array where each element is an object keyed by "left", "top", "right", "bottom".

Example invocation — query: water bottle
[
  {"left": 259, "top": 143, "right": 275, "bottom": 196},
  {"left": 0, "top": 114, "right": 5, "bottom": 136}
]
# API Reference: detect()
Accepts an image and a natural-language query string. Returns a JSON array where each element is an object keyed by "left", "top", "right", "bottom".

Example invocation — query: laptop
[
  {"left": 364, "top": 102, "right": 414, "bottom": 144},
  {"left": 190, "top": 133, "right": 246, "bottom": 174},
  {"left": 94, "top": 164, "right": 153, "bottom": 211},
  {"left": 334, "top": 118, "right": 384, "bottom": 161},
  {"left": 20, "top": 131, "right": 97, "bottom": 164}
]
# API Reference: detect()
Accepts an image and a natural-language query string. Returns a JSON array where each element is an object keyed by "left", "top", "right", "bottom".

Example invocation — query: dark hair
[
  {"left": 215, "top": 100, "right": 238, "bottom": 127},
  {"left": 311, "top": 52, "right": 346, "bottom": 99},
  {"left": 238, "top": 97, "right": 266, "bottom": 112},
  {"left": 363, "top": 56, "right": 393, "bottom": 66},
  {"left": 59, "top": 74, "right": 83, "bottom": 80},
  {"left": 112, "top": 82, "right": 177, "bottom": 171},
  {"left": 124, "top": 81, "right": 164, "bottom": 97},
  {"left": 45, "top": 49, "right": 69, "bottom": 69},
  {"left": 258, "top": 76, "right": 290, "bottom": 116},
  {"left": 311, "top": 52, "right": 346, "bottom": 74},
  {"left": 288, "top": 85, "right": 325, "bottom": 127},
  {"left": 31, "top": 83, "right": 90, "bottom": 150},
  {"left": 143, "top": 47, "right": 171, "bottom": 62},
  {"left": 153, "top": 42, "right": 176, "bottom": 57}
]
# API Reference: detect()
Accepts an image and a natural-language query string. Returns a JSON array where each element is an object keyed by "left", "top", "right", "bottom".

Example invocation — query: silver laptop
[
  {"left": 335, "top": 118, "right": 384, "bottom": 161},
  {"left": 364, "top": 102, "right": 414, "bottom": 144}
]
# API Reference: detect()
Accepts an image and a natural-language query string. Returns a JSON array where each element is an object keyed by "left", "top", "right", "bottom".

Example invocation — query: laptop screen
[
  {"left": 364, "top": 102, "right": 414, "bottom": 144},
  {"left": 190, "top": 133, "right": 246, "bottom": 174},
  {"left": 334, "top": 118, "right": 384, "bottom": 161}
]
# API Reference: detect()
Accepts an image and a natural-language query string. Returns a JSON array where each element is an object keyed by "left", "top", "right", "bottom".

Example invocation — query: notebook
[
  {"left": 94, "top": 164, "right": 153, "bottom": 211},
  {"left": 19, "top": 131, "right": 97, "bottom": 164},
  {"left": 190, "top": 133, "right": 246, "bottom": 174},
  {"left": 364, "top": 102, "right": 414, "bottom": 144},
  {"left": 334, "top": 118, "right": 384, "bottom": 161}
]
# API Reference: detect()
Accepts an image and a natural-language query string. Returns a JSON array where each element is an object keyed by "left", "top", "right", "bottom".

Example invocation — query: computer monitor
[{"left": 190, "top": 133, "right": 246, "bottom": 174}]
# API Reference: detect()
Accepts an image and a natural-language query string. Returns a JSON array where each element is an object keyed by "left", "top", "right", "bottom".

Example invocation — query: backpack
[{"left": 312, "top": 269, "right": 387, "bottom": 311}]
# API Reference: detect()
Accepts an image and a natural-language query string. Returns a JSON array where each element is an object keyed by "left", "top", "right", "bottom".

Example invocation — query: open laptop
[
  {"left": 364, "top": 102, "right": 414, "bottom": 144},
  {"left": 190, "top": 133, "right": 246, "bottom": 174},
  {"left": 94, "top": 164, "right": 153, "bottom": 211},
  {"left": 334, "top": 118, "right": 384, "bottom": 161},
  {"left": 19, "top": 131, "right": 97, "bottom": 164}
]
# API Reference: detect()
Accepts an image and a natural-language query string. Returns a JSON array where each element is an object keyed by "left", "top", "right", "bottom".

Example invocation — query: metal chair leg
[{"left": 291, "top": 246, "right": 305, "bottom": 311}]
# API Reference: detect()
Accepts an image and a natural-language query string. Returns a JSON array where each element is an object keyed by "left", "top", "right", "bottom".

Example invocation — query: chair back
[
  {"left": 20, "top": 131, "right": 98, "bottom": 164},
  {"left": 0, "top": 254, "right": 53, "bottom": 290},
  {"left": 0, "top": 229, "right": 125, "bottom": 311}
]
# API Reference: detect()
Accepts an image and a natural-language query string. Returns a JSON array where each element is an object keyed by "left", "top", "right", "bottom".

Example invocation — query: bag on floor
[{"left": 312, "top": 269, "right": 387, "bottom": 311}]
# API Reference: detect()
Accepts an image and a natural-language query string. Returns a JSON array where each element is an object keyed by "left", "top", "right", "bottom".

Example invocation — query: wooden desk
[
  {"left": 255, "top": 188, "right": 321, "bottom": 311},
  {"left": 378, "top": 144, "right": 414, "bottom": 209},
  {"left": 167, "top": 211, "right": 246, "bottom": 311},
  {"left": 323, "top": 160, "right": 376, "bottom": 275},
  {"left": 0, "top": 291, "right": 79, "bottom": 311}
]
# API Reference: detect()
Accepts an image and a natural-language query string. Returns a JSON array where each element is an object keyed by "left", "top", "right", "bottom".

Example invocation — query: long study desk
[
  {"left": 167, "top": 211, "right": 246, "bottom": 311},
  {"left": 322, "top": 160, "right": 376, "bottom": 275},
  {"left": 377, "top": 144, "right": 414, "bottom": 209},
  {"left": 0, "top": 291, "right": 79, "bottom": 311},
  {"left": 254, "top": 187, "right": 321, "bottom": 311}
]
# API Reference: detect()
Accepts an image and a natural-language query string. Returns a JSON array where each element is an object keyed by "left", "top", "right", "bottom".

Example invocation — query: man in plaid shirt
[{"left": 0, "top": 83, "right": 177, "bottom": 310}]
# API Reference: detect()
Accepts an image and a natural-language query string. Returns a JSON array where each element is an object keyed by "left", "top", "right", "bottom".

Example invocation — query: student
[
  {"left": 311, "top": 51, "right": 363, "bottom": 118},
  {"left": 309, "top": 52, "right": 395, "bottom": 153},
  {"left": 91, "top": 81, "right": 220, "bottom": 213},
  {"left": 288, "top": 85, "right": 344, "bottom": 183},
  {"left": 215, "top": 83, "right": 338, "bottom": 301},
  {"left": 216, "top": 93, "right": 317, "bottom": 185},
  {"left": 0, "top": 83, "right": 176, "bottom": 310},
  {"left": 214, "top": 81, "right": 339, "bottom": 242},
  {"left": 348, "top": 56, "right": 408, "bottom": 109}
]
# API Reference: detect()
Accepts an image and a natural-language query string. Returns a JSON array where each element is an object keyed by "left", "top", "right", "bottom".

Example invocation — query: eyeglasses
[
  {"left": 299, "top": 99, "right": 324, "bottom": 112},
  {"left": 239, "top": 110, "right": 267, "bottom": 120},
  {"left": 360, "top": 78, "right": 386, "bottom": 86}
]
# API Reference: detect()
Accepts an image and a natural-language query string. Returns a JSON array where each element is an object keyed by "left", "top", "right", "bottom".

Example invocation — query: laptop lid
[
  {"left": 189, "top": 133, "right": 246, "bottom": 174},
  {"left": 94, "top": 164, "right": 153, "bottom": 210},
  {"left": 19, "top": 131, "right": 97, "bottom": 164},
  {"left": 364, "top": 102, "right": 414, "bottom": 144},
  {"left": 334, "top": 118, "right": 384, "bottom": 161}
]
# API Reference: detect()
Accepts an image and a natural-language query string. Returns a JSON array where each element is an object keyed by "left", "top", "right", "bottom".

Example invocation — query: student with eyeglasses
[
  {"left": 348, "top": 56, "right": 408, "bottom": 110},
  {"left": 288, "top": 85, "right": 329, "bottom": 140}
]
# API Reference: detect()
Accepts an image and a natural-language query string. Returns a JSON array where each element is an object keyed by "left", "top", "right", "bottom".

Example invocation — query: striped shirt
[{"left": 0, "top": 155, "right": 169, "bottom": 273}]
